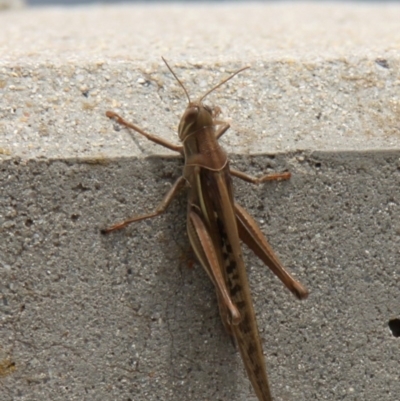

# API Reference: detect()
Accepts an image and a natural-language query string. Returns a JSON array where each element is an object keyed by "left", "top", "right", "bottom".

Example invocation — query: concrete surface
[
  {"left": 0, "top": 0, "right": 25, "bottom": 10},
  {"left": 0, "top": 3, "right": 400, "bottom": 401}
]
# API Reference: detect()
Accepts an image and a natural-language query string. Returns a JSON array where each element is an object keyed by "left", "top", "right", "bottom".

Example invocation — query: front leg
[
  {"left": 106, "top": 111, "right": 184, "bottom": 154},
  {"left": 215, "top": 123, "right": 230, "bottom": 140}
]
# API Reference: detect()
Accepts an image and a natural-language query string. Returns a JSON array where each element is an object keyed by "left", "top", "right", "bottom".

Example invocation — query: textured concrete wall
[{"left": 1, "top": 3, "right": 400, "bottom": 401}]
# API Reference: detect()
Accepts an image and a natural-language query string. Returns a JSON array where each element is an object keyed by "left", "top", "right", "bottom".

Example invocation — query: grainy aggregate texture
[
  {"left": 0, "top": 0, "right": 25, "bottom": 10},
  {"left": 1, "top": 3, "right": 400, "bottom": 401}
]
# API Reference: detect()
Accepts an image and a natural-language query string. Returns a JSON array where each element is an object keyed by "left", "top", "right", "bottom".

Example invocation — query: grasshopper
[{"left": 102, "top": 58, "right": 309, "bottom": 401}]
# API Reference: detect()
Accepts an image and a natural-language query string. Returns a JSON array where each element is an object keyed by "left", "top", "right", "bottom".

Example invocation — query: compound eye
[
  {"left": 184, "top": 107, "right": 199, "bottom": 122},
  {"left": 204, "top": 105, "right": 212, "bottom": 114}
]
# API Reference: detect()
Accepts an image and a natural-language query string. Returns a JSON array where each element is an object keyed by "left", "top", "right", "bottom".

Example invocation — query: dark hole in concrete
[
  {"left": 315, "top": 162, "right": 321, "bottom": 168},
  {"left": 71, "top": 214, "right": 80, "bottom": 221},
  {"left": 25, "top": 218, "right": 33, "bottom": 227},
  {"left": 388, "top": 318, "right": 400, "bottom": 337},
  {"left": 375, "top": 58, "right": 389, "bottom": 69}
]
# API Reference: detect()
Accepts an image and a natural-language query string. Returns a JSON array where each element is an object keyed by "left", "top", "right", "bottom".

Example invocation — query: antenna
[
  {"left": 162, "top": 57, "right": 191, "bottom": 104},
  {"left": 199, "top": 66, "right": 250, "bottom": 102}
]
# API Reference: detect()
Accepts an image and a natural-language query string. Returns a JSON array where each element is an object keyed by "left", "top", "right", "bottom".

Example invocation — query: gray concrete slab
[{"left": 0, "top": 3, "right": 400, "bottom": 401}]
